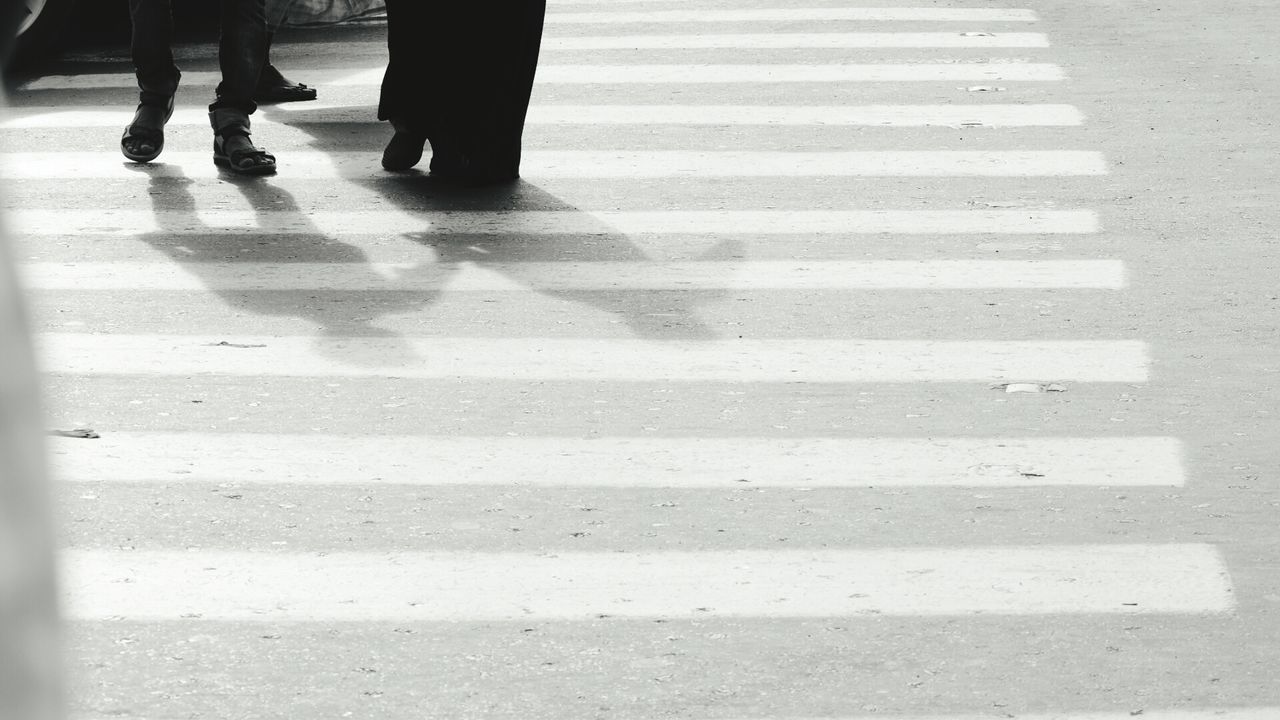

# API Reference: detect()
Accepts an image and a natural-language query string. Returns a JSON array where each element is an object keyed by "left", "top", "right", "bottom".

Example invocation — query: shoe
[
  {"left": 430, "top": 145, "right": 519, "bottom": 186},
  {"left": 381, "top": 121, "right": 427, "bottom": 171},
  {"left": 430, "top": 162, "right": 519, "bottom": 186},
  {"left": 254, "top": 64, "right": 317, "bottom": 103},
  {"left": 120, "top": 95, "right": 176, "bottom": 163},
  {"left": 426, "top": 137, "right": 468, "bottom": 178}
]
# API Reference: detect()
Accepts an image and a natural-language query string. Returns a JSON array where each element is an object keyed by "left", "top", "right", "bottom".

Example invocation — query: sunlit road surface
[{"left": 4, "top": 1, "right": 1280, "bottom": 718}]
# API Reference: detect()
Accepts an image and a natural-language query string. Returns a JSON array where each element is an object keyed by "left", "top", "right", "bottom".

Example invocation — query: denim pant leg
[
  {"left": 210, "top": 0, "right": 268, "bottom": 117},
  {"left": 129, "top": 0, "right": 180, "bottom": 106}
]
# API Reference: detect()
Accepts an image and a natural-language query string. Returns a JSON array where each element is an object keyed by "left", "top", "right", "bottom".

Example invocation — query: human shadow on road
[
  {"left": 129, "top": 163, "right": 423, "bottom": 366},
  {"left": 130, "top": 118, "right": 735, "bottom": 373},
  {"left": 375, "top": 179, "right": 737, "bottom": 341},
  {"left": 262, "top": 104, "right": 736, "bottom": 342}
]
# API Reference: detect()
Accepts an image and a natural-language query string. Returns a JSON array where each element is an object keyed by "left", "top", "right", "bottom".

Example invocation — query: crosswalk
[{"left": 2, "top": 3, "right": 1256, "bottom": 718}]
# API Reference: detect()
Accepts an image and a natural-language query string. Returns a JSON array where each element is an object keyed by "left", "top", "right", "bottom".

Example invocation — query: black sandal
[
  {"left": 256, "top": 80, "right": 317, "bottom": 104},
  {"left": 121, "top": 95, "right": 175, "bottom": 163},
  {"left": 254, "top": 64, "right": 317, "bottom": 104},
  {"left": 213, "top": 131, "right": 277, "bottom": 176}
]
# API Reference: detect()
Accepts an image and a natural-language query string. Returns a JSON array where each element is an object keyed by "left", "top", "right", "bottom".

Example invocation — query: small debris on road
[
  {"left": 207, "top": 341, "right": 268, "bottom": 349},
  {"left": 48, "top": 428, "right": 99, "bottom": 439},
  {"left": 993, "top": 383, "right": 1068, "bottom": 393}
]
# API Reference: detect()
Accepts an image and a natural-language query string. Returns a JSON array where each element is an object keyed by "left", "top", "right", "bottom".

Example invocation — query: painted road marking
[
  {"left": 9, "top": 209, "right": 1099, "bottom": 236},
  {"left": 37, "top": 335, "right": 1150, "bottom": 382},
  {"left": 708, "top": 711, "right": 1280, "bottom": 720},
  {"left": 58, "top": 30, "right": 1048, "bottom": 62},
  {"left": 18, "top": 63, "right": 1065, "bottom": 90},
  {"left": 523, "top": 104, "right": 1086, "bottom": 126},
  {"left": 63, "top": 30, "right": 1050, "bottom": 60},
  {"left": 0, "top": 104, "right": 1085, "bottom": 128},
  {"left": 0, "top": 151, "right": 1108, "bottom": 179},
  {"left": 59, "top": 545, "right": 1232, "bottom": 621},
  {"left": 65, "top": 709, "right": 1280, "bottom": 720},
  {"left": 50, "top": 434, "right": 1184, "bottom": 487},
  {"left": 544, "top": 8, "right": 1040, "bottom": 23},
  {"left": 541, "top": 32, "right": 1052, "bottom": 49},
  {"left": 19, "top": 260, "right": 1126, "bottom": 291},
  {"left": 370, "top": 63, "right": 1069, "bottom": 85}
]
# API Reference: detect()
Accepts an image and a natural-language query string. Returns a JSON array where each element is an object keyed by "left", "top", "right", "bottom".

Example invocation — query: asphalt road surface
[{"left": 3, "top": 1, "right": 1279, "bottom": 718}]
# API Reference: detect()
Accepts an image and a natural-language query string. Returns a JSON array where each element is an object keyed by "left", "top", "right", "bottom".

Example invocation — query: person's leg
[
  {"left": 210, "top": 0, "right": 276, "bottom": 174},
  {"left": 257, "top": 0, "right": 317, "bottom": 103},
  {"left": 122, "top": 0, "right": 180, "bottom": 162},
  {"left": 378, "top": 0, "right": 427, "bottom": 124},
  {"left": 455, "top": 0, "right": 546, "bottom": 181},
  {"left": 378, "top": 0, "right": 434, "bottom": 170},
  {"left": 265, "top": 0, "right": 291, "bottom": 29},
  {"left": 212, "top": 0, "right": 266, "bottom": 115},
  {"left": 425, "top": 0, "right": 544, "bottom": 182},
  {"left": 129, "top": 0, "right": 180, "bottom": 104},
  {"left": 256, "top": 36, "right": 318, "bottom": 102}
]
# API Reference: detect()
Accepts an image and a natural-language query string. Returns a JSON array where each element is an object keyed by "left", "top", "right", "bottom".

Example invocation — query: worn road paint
[
  {"left": 38, "top": 335, "right": 1150, "bottom": 382},
  {"left": 51, "top": 434, "right": 1184, "bottom": 487},
  {"left": 60, "top": 545, "right": 1232, "bottom": 621}
]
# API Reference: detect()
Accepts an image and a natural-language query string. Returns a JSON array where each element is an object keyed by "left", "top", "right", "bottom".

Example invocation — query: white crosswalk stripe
[
  {"left": 10, "top": 209, "right": 1100, "bottom": 235},
  {"left": 62, "top": 710, "right": 1280, "bottom": 720},
  {"left": 541, "top": 32, "right": 1053, "bottom": 49},
  {"left": 60, "top": 32, "right": 1052, "bottom": 61},
  {"left": 542, "top": 8, "right": 1041, "bottom": 22},
  {"left": 0, "top": 150, "right": 1109, "bottom": 179},
  {"left": 11, "top": 4, "right": 1231, "bottom": 716},
  {"left": 19, "top": 260, "right": 1127, "bottom": 290},
  {"left": 2, "top": 104, "right": 1088, "bottom": 128},
  {"left": 18, "top": 63, "right": 1066, "bottom": 90},
  {"left": 68, "top": 711, "right": 1280, "bottom": 720},
  {"left": 36, "top": 335, "right": 1151, "bottom": 382},
  {"left": 711, "top": 707, "right": 1280, "bottom": 712},
  {"left": 51, "top": 434, "right": 1185, "bottom": 487},
  {"left": 61, "top": 545, "right": 1231, "bottom": 621}
]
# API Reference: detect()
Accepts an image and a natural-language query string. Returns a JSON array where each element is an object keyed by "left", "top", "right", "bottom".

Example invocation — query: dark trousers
[
  {"left": 129, "top": 0, "right": 267, "bottom": 115},
  {"left": 378, "top": 0, "right": 546, "bottom": 179}
]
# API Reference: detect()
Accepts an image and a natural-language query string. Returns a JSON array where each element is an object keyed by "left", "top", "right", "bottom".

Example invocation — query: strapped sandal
[
  {"left": 254, "top": 64, "right": 317, "bottom": 104},
  {"left": 255, "top": 80, "right": 317, "bottom": 104},
  {"left": 213, "top": 132, "right": 277, "bottom": 176},
  {"left": 209, "top": 109, "right": 276, "bottom": 176},
  {"left": 121, "top": 95, "right": 176, "bottom": 163}
]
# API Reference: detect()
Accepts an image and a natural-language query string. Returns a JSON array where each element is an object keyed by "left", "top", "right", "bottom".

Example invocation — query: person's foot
[
  {"left": 254, "top": 64, "right": 317, "bottom": 103},
  {"left": 381, "top": 120, "right": 427, "bottom": 171},
  {"left": 120, "top": 96, "right": 175, "bottom": 163},
  {"left": 429, "top": 146, "right": 519, "bottom": 186},
  {"left": 426, "top": 136, "right": 469, "bottom": 178},
  {"left": 430, "top": 161, "right": 519, "bottom": 186},
  {"left": 213, "top": 132, "right": 277, "bottom": 176}
]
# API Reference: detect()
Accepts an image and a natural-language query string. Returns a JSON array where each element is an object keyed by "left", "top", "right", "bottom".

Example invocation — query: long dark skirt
[{"left": 378, "top": 0, "right": 546, "bottom": 180}]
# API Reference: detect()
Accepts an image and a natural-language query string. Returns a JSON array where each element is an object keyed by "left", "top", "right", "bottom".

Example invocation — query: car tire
[{"left": 10, "top": 0, "right": 78, "bottom": 70}]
